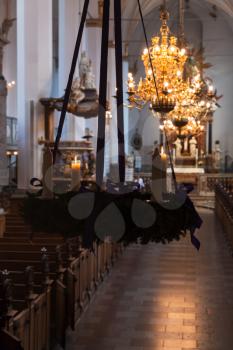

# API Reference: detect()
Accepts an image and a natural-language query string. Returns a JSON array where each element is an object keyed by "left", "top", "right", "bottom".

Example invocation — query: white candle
[
  {"left": 160, "top": 147, "right": 167, "bottom": 194},
  {"left": 173, "top": 148, "right": 176, "bottom": 160},
  {"left": 71, "top": 157, "right": 81, "bottom": 191},
  {"left": 196, "top": 149, "right": 199, "bottom": 167}
]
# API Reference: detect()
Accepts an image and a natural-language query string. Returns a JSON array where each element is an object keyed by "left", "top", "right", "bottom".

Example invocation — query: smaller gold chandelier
[{"left": 127, "top": 8, "right": 188, "bottom": 114}]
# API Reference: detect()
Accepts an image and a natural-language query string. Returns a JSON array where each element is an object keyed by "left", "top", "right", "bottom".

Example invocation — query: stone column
[
  {"left": 17, "top": 0, "right": 53, "bottom": 189},
  {"left": 107, "top": 46, "right": 118, "bottom": 168},
  {"left": 85, "top": 11, "right": 102, "bottom": 149},
  {"left": 123, "top": 55, "right": 129, "bottom": 156},
  {"left": 0, "top": 24, "right": 14, "bottom": 187},
  {"left": 208, "top": 115, "right": 213, "bottom": 155},
  {"left": 0, "top": 73, "right": 8, "bottom": 187}
]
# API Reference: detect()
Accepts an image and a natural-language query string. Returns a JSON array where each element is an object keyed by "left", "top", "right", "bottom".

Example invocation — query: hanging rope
[
  {"left": 179, "top": 0, "right": 185, "bottom": 46},
  {"left": 114, "top": 0, "right": 125, "bottom": 183},
  {"left": 96, "top": 0, "right": 110, "bottom": 186},
  {"left": 53, "top": 0, "right": 90, "bottom": 164},
  {"left": 137, "top": 0, "right": 178, "bottom": 191}
]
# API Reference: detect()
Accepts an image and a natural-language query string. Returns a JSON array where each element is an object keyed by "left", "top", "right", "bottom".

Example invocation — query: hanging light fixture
[
  {"left": 158, "top": 0, "right": 220, "bottom": 139},
  {"left": 127, "top": 5, "right": 188, "bottom": 113}
]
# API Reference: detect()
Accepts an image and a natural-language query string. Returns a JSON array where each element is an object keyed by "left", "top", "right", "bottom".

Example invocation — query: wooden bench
[
  {"left": 0, "top": 197, "right": 125, "bottom": 349},
  {"left": 215, "top": 184, "right": 233, "bottom": 248},
  {"left": 0, "top": 256, "right": 66, "bottom": 349}
]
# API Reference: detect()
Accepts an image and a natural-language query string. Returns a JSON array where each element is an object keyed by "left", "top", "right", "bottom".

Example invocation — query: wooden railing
[
  {"left": 198, "top": 174, "right": 233, "bottom": 195},
  {"left": 0, "top": 238, "right": 124, "bottom": 349},
  {"left": 137, "top": 172, "right": 233, "bottom": 197},
  {"left": 215, "top": 184, "right": 233, "bottom": 248}
]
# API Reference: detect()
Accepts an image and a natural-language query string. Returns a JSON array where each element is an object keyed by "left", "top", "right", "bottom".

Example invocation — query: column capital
[
  {"left": 108, "top": 41, "right": 129, "bottom": 60},
  {"left": 86, "top": 18, "right": 102, "bottom": 28}
]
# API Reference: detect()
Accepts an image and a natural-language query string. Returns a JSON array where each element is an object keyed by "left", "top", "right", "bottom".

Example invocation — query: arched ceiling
[{"left": 122, "top": 0, "right": 233, "bottom": 40}]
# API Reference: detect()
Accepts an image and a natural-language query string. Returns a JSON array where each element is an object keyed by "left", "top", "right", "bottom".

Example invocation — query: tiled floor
[{"left": 66, "top": 209, "right": 233, "bottom": 350}]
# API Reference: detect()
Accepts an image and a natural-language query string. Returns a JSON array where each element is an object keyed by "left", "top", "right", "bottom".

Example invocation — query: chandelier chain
[
  {"left": 179, "top": 0, "right": 185, "bottom": 45},
  {"left": 137, "top": 0, "right": 160, "bottom": 102}
]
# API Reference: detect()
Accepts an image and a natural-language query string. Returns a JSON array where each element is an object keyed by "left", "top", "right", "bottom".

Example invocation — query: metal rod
[{"left": 179, "top": 0, "right": 185, "bottom": 44}]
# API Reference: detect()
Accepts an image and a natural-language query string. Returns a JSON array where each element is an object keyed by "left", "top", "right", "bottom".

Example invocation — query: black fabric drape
[
  {"left": 96, "top": 0, "right": 110, "bottom": 186},
  {"left": 53, "top": 0, "right": 89, "bottom": 163},
  {"left": 114, "top": 0, "right": 125, "bottom": 183}
]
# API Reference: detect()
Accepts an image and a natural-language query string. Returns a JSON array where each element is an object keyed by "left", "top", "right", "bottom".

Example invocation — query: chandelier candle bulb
[{"left": 71, "top": 157, "right": 81, "bottom": 191}]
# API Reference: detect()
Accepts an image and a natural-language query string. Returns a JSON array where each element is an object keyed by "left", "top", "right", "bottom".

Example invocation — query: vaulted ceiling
[{"left": 121, "top": 0, "right": 233, "bottom": 40}]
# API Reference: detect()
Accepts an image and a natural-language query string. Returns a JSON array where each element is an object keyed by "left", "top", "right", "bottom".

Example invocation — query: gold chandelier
[
  {"left": 127, "top": 8, "right": 188, "bottom": 113},
  {"left": 127, "top": 2, "right": 221, "bottom": 140}
]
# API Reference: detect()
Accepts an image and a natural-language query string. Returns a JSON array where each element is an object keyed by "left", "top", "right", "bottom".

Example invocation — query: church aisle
[{"left": 66, "top": 209, "right": 233, "bottom": 350}]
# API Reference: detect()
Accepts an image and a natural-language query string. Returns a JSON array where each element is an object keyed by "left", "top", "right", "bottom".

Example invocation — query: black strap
[
  {"left": 164, "top": 131, "right": 178, "bottom": 191},
  {"left": 114, "top": 0, "right": 125, "bottom": 183},
  {"left": 96, "top": 0, "right": 110, "bottom": 186},
  {"left": 137, "top": 0, "right": 178, "bottom": 191},
  {"left": 53, "top": 0, "right": 89, "bottom": 163}
]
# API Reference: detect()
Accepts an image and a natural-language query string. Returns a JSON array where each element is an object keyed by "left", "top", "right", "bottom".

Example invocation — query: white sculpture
[
  {"left": 190, "top": 137, "right": 197, "bottom": 157},
  {"left": 79, "top": 51, "right": 96, "bottom": 90},
  {"left": 175, "top": 138, "right": 182, "bottom": 158},
  {"left": 70, "top": 77, "right": 85, "bottom": 104},
  {"left": 214, "top": 141, "right": 222, "bottom": 169}
]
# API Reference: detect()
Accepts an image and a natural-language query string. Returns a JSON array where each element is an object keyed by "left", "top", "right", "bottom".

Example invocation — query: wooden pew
[
  {"left": 0, "top": 329, "right": 23, "bottom": 350},
  {"left": 0, "top": 251, "right": 67, "bottom": 350},
  {"left": 215, "top": 184, "right": 233, "bottom": 247}
]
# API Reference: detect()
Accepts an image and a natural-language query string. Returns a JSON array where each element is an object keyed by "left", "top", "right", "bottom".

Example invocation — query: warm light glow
[
  {"left": 7, "top": 80, "right": 16, "bottom": 90},
  {"left": 160, "top": 147, "right": 167, "bottom": 161},
  {"left": 180, "top": 48, "right": 186, "bottom": 56},
  {"left": 126, "top": 6, "right": 220, "bottom": 139},
  {"left": 148, "top": 69, "right": 153, "bottom": 76},
  {"left": 71, "top": 157, "right": 81, "bottom": 170},
  {"left": 127, "top": 7, "right": 188, "bottom": 113}
]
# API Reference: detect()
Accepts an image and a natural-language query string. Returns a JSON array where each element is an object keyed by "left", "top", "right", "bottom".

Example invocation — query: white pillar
[
  {"left": 123, "top": 58, "right": 129, "bottom": 156},
  {"left": 17, "top": 0, "right": 53, "bottom": 189},
  {"left": 85, "top": 24, "right": 102, "bottom": 149},
  {"left": 58, "top": 0, "right": 85, "bottom": 141},
  {"left": 107, "top": 47, "right": 118, "bottom": 166}
]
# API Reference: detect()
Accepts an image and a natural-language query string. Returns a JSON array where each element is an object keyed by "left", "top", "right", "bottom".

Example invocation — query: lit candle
[
  {"left": 152, "top": 146, "right": 167, "bottom": 202},
  {"left": 173, "top": 147, "right": 176, "bottom": 161},
  {"left": 71, "top": 157, "right": 81, "bottom": 191},
  {"left": 160, "top": 147, "right": 167, "bottom": 161},
  {"left": 160, "top": 147, "right": 167, "bottom": 195}
]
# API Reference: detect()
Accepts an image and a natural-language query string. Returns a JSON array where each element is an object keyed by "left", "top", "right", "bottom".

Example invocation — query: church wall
[
  {"left": 202, "top": 14, "right": 233, "bottom": 159},
  {"left": 16, "top": 0, "right": 53, "bottom": 188}
]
